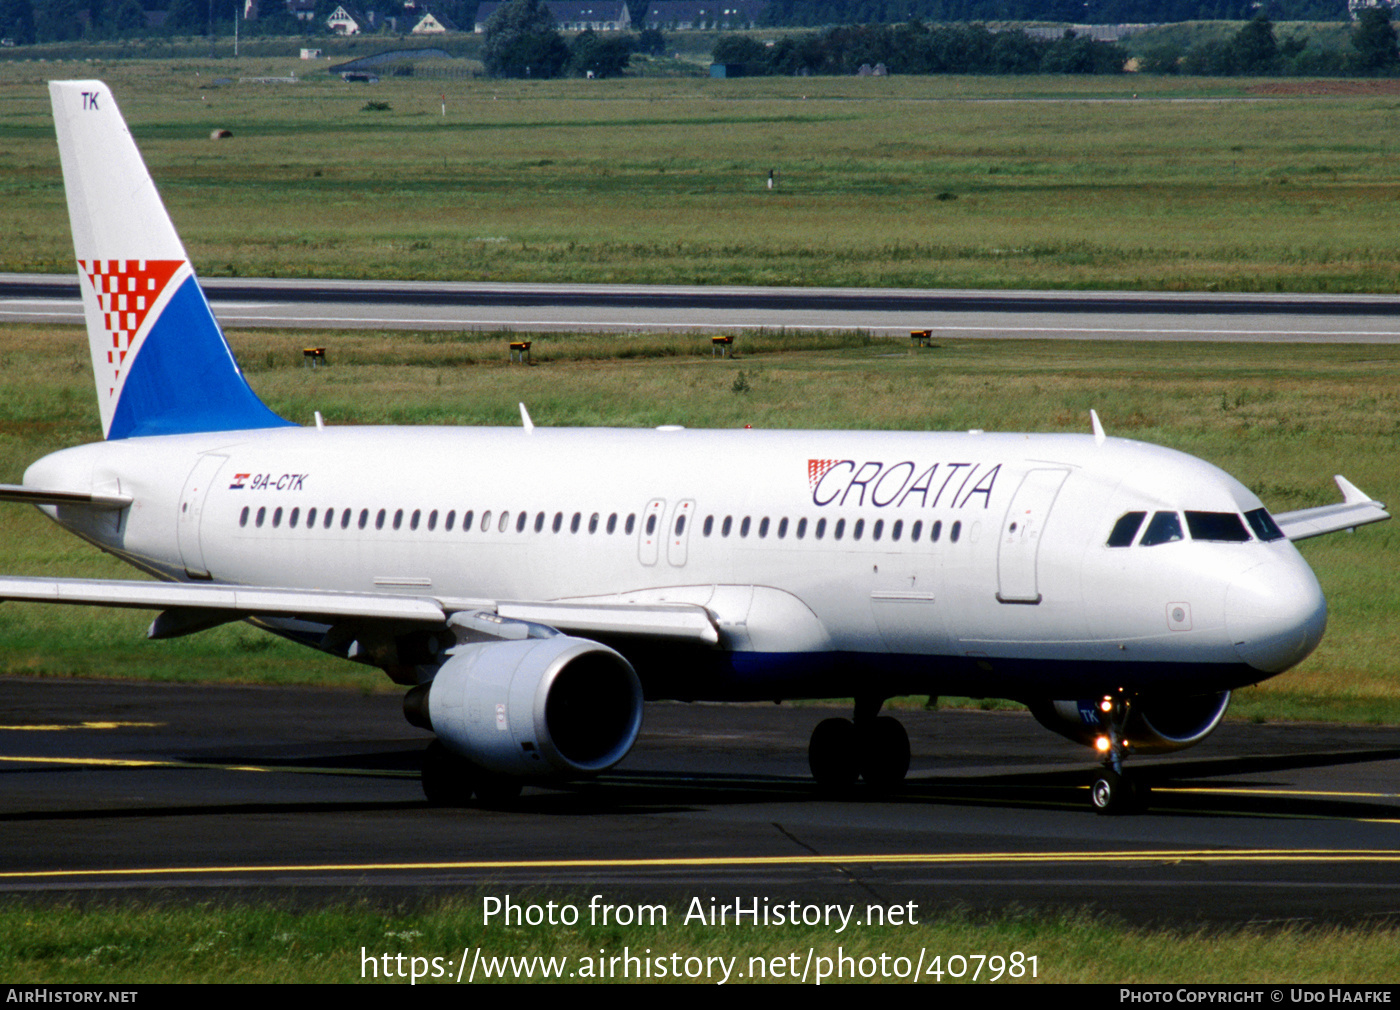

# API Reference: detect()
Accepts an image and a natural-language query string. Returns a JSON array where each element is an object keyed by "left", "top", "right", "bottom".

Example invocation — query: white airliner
[{"left": 1, "top": 82, "right": 1388, "bottom": 813}]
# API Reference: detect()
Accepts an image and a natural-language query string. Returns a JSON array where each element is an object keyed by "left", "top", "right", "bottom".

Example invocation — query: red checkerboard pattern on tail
[{"left": 79, "top": 259, "right": 182, "bottom": 398}]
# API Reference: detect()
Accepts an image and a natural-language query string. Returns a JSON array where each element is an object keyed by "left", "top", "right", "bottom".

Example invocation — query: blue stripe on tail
[{"left": 106, "top": 275, "right": 293, "bottom": 440}]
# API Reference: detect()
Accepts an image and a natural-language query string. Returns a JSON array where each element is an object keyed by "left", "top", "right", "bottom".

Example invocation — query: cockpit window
[
  {"left": 1139, "top": 511, "right": 1184, "bottom": 546},
  {"left": 1245, "top": 507, "right": 1286, "bottom": 542},
  {"left": 1106, "top": 511, "right": 1147, "bottom": 547},
  {"left": 1185, "top": 511, "right": 1250, "bottom": 543}
]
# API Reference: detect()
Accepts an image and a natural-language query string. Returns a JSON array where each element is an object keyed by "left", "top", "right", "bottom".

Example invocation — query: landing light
[{"left": 1094, "top": 735, "right": 1110, "bottom": 753}]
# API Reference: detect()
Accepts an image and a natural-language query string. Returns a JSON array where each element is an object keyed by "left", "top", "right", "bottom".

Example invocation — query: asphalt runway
[
  {"left": 1, "top": 676, "right": 1397, "bottom": 927},
  {"left": 5, "top": 274, "right": 1400, "bottom": 341}
]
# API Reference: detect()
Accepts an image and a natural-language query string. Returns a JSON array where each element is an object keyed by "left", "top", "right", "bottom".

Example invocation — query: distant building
[
  {"left": 642, "top": 1, "right": 766, "bottom": 30},
  {"left": 412, "top": 10, "right": 459, "bottom": 32},
  {"left": 327, "top": 4, "right": 368, "bottom": 33},
  {"left": 474, "top": 0, "right": 632, "bottom": 32}
]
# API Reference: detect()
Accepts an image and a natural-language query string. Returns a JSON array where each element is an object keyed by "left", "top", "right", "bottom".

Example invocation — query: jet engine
[
  {"left": 1029, "top": 691, "right": 1230, "bottom": 754},
  {"left": 405, "top": 635, "right": 643, "bottom": 779}
]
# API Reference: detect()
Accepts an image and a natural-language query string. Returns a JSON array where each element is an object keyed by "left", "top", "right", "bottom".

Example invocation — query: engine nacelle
[
  {"left": 410, "top": 636, "right": 643, "bottom": 779},
  {"left": 1029, "top": 691, "right": 1231, "bottom": 755}
]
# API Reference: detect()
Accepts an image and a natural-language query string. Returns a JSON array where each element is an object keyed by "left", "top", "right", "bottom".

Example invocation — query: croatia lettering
[
  {"left": 228, "top": 472, "right": 307, "bottom": 492},
  {"left": 807, "top": 459, "right": 1000, "bottom": 510}
]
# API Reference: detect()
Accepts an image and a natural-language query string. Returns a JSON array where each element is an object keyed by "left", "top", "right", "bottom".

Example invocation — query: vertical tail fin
[{"left": 49, "top": 81, "right": 291, "bottom": 440}]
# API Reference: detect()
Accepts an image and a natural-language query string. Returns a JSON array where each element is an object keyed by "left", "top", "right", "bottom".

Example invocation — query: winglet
[
  {"left": 1334, "top": 474, "right": 1371, "bottom": 505},
  {"left": 1274, "top": 475, "right": 1389, "bottom": 542},
  {"left": 1089, "top": 409, "right": 1106, "bottom": 446},
  {"left": 49, "top": 81, "right": 291, "bottom": 440}
]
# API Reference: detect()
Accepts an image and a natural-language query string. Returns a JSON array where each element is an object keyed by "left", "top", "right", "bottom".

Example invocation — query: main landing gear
[
  {"left": 421, "top": 740, "right": 522, "bottom": 808},
  {"left": 807, "top": 696, "right": 911, "bottom": 792},
  {"left": 1089, "top": 693, "right": 1150, "bottom": 815}
]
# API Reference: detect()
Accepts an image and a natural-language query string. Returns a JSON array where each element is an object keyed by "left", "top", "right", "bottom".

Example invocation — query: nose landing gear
[{"left": 1090, "top": 693, "right": 1150, "bottom": 814}]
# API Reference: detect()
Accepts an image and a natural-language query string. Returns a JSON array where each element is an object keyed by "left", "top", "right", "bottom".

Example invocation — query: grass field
[
  {"left": 4, "top": 65, "right": 1400, "bottom": 290},
  {"left": 2, "top": 898, "right": 1398, "bottom": 982}
]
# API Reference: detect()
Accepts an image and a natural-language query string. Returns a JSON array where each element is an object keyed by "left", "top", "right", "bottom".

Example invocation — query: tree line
[
  {"left": 757, "top": 0, "right": 1348, "bottom": 27},
  {"left": 713, "top": 21, "right": 1126, "bottom": 74}
]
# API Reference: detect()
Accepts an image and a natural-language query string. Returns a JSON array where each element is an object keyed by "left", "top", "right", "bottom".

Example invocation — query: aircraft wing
[
  {"left": 0, "top": 576, "right": 720, "bottom": 645},
  {"left": 0, "top": 484, "right": 132, "bottom": 510},
  {"left": 1273, "top": 476, "right": 1389, "bottom": 542}
]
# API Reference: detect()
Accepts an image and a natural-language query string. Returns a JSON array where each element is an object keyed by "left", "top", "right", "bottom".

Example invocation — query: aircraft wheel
[
  {"left": 808, "top": 717, "right": 858, "bottom": 791},
  {"left": 1090, "top": 768, "right": 1140, "bottom": 815},
  {"left": 421, "top": 740, "right": 474, "bottom": 807},
  {"left": 858, "top": 715, "right": 910, "bottom": 790}
]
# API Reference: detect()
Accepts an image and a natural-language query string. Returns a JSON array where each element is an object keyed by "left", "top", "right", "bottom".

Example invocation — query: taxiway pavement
[{"left": 1, "top": 677, "right": 1397, "bottom": 927}]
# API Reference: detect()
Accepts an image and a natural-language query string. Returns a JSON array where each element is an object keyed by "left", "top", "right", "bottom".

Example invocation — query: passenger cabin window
[
  {"left": 1107, "top": 511, "right": 1147, "bottom": 547},
  {"left": 1139, "top": 511, "right": 1183, "bottom": 546},
  {"left": 1245, "top": 507, "right": 1285, "bottom": 542},
  {"left": 1185, "top": 511, "right": 1250, "bottom": 543}
]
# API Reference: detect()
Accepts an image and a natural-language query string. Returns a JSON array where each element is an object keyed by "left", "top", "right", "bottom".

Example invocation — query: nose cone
[{"left": 1227, "top": 555, "right": 1327, "bottom": 674}]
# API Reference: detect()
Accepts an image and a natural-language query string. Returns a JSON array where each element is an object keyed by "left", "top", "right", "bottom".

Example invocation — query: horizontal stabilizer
[
  {"left": 1274, "top": 475, "right": 1389, "bottom": 542},
  {"left": 0, "top": 484, "right": 132, "bottom": 510}
]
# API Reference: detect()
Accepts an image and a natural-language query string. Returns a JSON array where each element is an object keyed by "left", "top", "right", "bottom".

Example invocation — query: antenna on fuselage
[
  {"left": 1090, "top": 409, "right": 1106, "bottom": 446},
  {"left": 519, "top": 402, "right": 534, "bottom": 435}
]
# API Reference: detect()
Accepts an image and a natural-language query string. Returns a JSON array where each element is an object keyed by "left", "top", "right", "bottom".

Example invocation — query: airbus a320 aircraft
[{"left": 1, "top": 82, "right": 1388, "bottom": 813}]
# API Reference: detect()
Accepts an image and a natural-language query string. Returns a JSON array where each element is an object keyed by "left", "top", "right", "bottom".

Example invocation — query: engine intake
[{"left": 406, "top": 636, "right": 643, "bottom": 779}]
